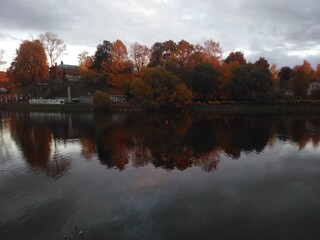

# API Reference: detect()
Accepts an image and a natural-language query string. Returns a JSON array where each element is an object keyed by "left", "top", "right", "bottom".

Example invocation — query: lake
[{"left": 0, "top": 111, "right": 320, "bottom": 240}]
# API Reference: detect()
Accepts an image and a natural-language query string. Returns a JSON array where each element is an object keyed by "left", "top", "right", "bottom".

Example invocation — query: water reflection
[{"left": 4, "top": 111, "right": 320, "bottom": 175}]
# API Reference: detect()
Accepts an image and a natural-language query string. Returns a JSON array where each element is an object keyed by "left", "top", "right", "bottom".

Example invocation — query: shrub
[{"left": 92, "top": 90, "right": 111, "bottom": 109}]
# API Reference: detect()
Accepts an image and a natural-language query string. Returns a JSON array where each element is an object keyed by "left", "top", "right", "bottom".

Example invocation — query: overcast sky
[{"left": 1, "top": 0, "right": 320, "bottom": 70}]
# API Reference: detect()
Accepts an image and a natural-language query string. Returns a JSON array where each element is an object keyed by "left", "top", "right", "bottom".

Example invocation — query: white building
[{"left": 307, "top": 79, "right": 320, "bottom": 96}]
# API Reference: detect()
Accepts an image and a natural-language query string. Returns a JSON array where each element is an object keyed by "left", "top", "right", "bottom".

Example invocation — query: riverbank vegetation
[{"left": 1, "top": 32, "right": 320, "bottom": 110}]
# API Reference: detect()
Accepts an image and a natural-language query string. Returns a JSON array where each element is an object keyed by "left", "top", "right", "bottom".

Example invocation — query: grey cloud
[{"left": 0, "top": 0, "right": 319, "bottom": 67}]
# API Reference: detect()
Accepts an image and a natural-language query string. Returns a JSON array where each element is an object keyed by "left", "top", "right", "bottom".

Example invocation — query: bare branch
[{"left": 39, "top": 32, "right": 67, "bottom": 67}]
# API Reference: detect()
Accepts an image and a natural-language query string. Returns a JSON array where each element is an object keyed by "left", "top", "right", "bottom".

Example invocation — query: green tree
[
  {"left": 229, "top": 64, "right": 273, "bottom": 100},
  {"left": 8, "top": 40, "right": 49, "bottom": 85},
  {"left": 93, "top": 90, "right": 111, "bottom": 109},
  {"left": 186, "top": 63, "right": 221, "bottom": 100},
  {"left": 91, "top": 40, "right": 113, "bottom": 72},
  {"left": 278, "top": 66, "right": 292, "bottom": 93}
]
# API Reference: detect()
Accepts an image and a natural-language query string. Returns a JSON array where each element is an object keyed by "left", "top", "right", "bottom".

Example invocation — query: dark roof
[{"left": 57, "top": 64, "right": 78, "bottom": 70}]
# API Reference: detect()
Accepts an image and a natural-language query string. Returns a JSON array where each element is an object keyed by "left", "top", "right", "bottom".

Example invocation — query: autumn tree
[
  {"left": 101, "top": 39, "right": 133, "bottom": 86},
  {"left": 77, "top": 50, "right": 101, "bottom": 82},
  {"left": 91, "top": 40, "right": 113, "bottom": 72},
  {"left": 8, "top": 40, "right": 49, "bottom": 85},
  {"left": 170, "top": 84, "right": 193, "bottom": 108},
  {"left": 202, "top": 39, "right": 222, "bottom": 66},
  {"left": 254, "top": 57, "right": 270, "bottom": 70},
  {"left": 130, "top": 66, "right": 190, "bottom": 109},
  {"left": 270, "top": 63, "right": 279, "bottom": 96},
  {"left": 39, "top": 32, "right": 67, "bottom": 67},
  {"left": 291, "top": 60, "right": 314, "bottom": 98},
  {"left": 225, "top": 51, "right": 246, "bottom": 65},
  {"left": 314, "top": 64, "right": 320, "bottom": 79},
  {"left": 78, "top": 50, "right": 93, "bottom": 71},
  {"left": 130, "top": 42, "right": 150, "bottom": 72},
  {"left": 148, "top": 40, "right": 177, "bottom": 67}
]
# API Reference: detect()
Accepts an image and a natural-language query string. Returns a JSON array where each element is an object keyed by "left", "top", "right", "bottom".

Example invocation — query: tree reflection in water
[
  {"left": 9, "top": 112, "right": 71, "bottom": 178},
  {"left": 6, "top": 112, "right": 320, "bottom": 174}
]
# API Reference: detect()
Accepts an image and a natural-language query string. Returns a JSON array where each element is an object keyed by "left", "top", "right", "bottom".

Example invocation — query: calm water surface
[{"left": 0, "top": 111, "right": 320, "bottom": 240}]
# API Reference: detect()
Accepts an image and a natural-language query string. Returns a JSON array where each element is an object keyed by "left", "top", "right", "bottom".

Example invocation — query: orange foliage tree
[
  {"left": 101, "top": 40, "right": 133, "bottom": 86},
  {"left": 130, "top": 42, "right": 150, "bottom": 72},
  {"left": 8, "top": 40, "right": 49, "bottom": 85},
  {"left": 291, "top": 60, "right": 314, "bottom": 97}
]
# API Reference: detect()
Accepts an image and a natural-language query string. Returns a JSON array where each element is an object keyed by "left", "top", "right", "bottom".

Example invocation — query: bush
[{"left": 92, "top": 90, "right": 111, "bottom": 109}]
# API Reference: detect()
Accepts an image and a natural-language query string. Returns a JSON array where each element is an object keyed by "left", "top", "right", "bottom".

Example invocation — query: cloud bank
[{"left": 0, "top": 0, "right": 319, "bottom": 68}]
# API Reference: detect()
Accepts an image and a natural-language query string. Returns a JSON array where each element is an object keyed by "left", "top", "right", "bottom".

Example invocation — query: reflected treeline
[
  {"left": 8, "top": 112, "right": 72, "bottom": 178},
  {"left": 5, "top": 111, "right": 320, "bottom": 174}
]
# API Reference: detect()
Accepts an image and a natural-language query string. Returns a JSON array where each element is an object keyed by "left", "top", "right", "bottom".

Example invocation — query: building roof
[
  {"left": 309, "top": 79, "right": 320, "bottom": 84},
  {"left": 57, "top": 63, "right": 78, "bottom": 70},
  {"left": 0, "top": 87, "right": 7, "bottom": 93}
]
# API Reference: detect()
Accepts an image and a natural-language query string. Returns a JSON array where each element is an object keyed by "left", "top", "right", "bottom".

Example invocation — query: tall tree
[
  {"left": 270, "top": 63, "right": 279, "bottom": 95},
  {"left": 229, "top": 64, "right": 272, "bottom": 100},
  {"left": 314, "top": 64, "right": 320, "bottom": 79},
  {"left": 202, "top": 39, "right": 222, "bottom": 66},
  {"left": 109, "top": 39, "right": 132, "bottom": 74},
  {"left": 39, "top": 32, "right": 67, "bottom": 67},
  {"left": 291, "top": 60, "right": 314, "bottom": 98},
  {"left": 102, "top": 39, "right": 133, "bottom": 86},
  {"left": 78, "top": 50, "right": 93, "bottom": 71},
  {"left": 254, "top": 57, "right": 270, "bottom": 70},
  {"left": 225, "top": 51, "right": 246, "bottom": 65},
  {"left": 77, "top": 50, "right": 100, "bottom": 82},
  {"left": 186, "top": 63, "right": 221, "bottom": 99},
  {"left": 203, "top": 40, "right": 222, "bottom": 59},
  {"left": 148, "top": 40, "right": 177, "bottom": 67},
  {"left": 91, "top": 40, "right": 113, "bottom": 72},
  {"left": 130, "top": 42, "right": 150, "bottom": 72},
  {"left": 278, "top": 66, "right": 292, "bottom": 93},
  {"left": 130, "top": 66, "right": 189, "bottom": 109},
  {"left": 8, "top": 40, "right": 49, "bottom": 85},
  {"left": 163, "top": 40, "right": 195, "bottom": 78}
]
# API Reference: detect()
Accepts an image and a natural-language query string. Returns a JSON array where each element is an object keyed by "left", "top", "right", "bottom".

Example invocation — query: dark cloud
[{"left": 0, "top": 0, "right": 319, "bottom": 67}]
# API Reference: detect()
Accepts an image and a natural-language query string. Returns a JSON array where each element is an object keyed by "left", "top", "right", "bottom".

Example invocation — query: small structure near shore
[
  {"left": 29, "top": 98, "right": 65, "bottom": 104},
  {"left": 307, "top": 79, "right": 320, "bottom": 97},
  {"left": 0, "top": 87, "right": 7, "bottom": 94}
]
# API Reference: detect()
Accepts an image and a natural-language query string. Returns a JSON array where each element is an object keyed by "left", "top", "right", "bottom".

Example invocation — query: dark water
[{"left": 0, "top": 111, "right": 320, "bottom": 240}]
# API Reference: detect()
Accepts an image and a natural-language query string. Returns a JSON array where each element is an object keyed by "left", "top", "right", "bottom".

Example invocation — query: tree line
[{"left": 3, "top": 32, "right": 320, "bottom": 108}]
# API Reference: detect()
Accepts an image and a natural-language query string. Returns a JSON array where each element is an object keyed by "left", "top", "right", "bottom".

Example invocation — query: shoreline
[{"left": 2, "top": 102, "right": 320, "bottom": 113}]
